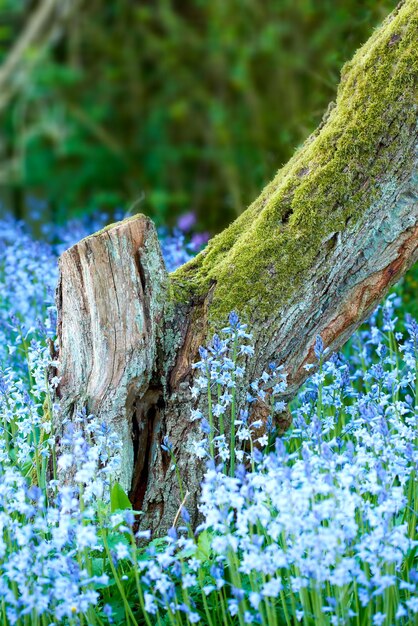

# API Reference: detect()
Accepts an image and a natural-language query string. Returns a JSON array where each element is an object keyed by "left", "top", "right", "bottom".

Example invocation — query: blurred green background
[{"left": 0, "top": 0, "right": 396, "bottom": 233}]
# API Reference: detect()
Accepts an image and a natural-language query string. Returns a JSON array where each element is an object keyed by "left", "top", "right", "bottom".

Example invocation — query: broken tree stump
[{"left": 57, "top": 0, "right": 418, "bottom": 534}]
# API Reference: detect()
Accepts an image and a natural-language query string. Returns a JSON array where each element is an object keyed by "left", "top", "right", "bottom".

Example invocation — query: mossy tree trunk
[{"left": 56, "top": 0, "right": 418, "bottom": 534}]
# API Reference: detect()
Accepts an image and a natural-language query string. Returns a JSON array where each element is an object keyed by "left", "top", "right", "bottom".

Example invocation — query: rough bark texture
[
  {"left": 57, "top": 0, "right": 418, "bottom": 534},
  {"left": 56, "top": 217, "right": 168, "bottom": 490}
]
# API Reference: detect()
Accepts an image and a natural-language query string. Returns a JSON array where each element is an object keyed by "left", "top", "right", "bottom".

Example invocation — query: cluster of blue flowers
[
  {"left": 0, "top": 211, "right": 417, "bottom": 625},
  {"left": 198, "top": 327, "right": 418, "bottom": 624},
  {"left": 188, "top": 313, "right": 286, "bottom": 476},
  {"left": 120, "top": 305, "right": 417, "bottom": 626},
  {"left": 0, "top": 210, "right": 207, "bottom": 624},
  {"left": 0, "top": 338, "right": 123, "bottom": 624}
]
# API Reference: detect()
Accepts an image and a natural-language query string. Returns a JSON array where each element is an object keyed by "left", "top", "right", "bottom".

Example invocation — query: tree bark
[
  {"left": 56, "top": 0, "right": 418, "bottom": 535},
  {"left": 56, "top": 217, "right": 168, "bottom": 490}
]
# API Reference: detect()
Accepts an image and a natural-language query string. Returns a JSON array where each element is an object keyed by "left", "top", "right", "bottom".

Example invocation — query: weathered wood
[
  {"left": 57, "top": 0, "right": 418, "bottom": 534},
  {"left": 56, "top": 217, "right": 168, "bottom": 490}
]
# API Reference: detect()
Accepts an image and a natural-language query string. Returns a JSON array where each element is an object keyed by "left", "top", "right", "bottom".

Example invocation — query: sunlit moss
[{"left": 171, "top": 0, "right": 417, "bottom": 326}]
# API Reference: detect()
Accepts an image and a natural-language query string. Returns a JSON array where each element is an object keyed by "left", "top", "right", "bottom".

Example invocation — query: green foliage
[
  {"left": 0, "top": 0, "right": 26, "bottom": 63},
  {"left": 0, "top": 0, "right": 395, "bottom": 229},
  {"left": 110, "top": 483, "right": 133, "bottom": 513}
]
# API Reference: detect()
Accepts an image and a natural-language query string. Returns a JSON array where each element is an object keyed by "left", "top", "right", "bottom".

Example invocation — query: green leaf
[
  {"left": 196, "top": 530, "right": 213, "bottom": 561},
  {"left": 98, "top": 532, "right": 130, "bottom": 552},
  {"left": 110, "top": 483, "right": 132, "bottom": 512}
]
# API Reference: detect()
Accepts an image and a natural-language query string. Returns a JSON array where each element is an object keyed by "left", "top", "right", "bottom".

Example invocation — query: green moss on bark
[{"left": 172, "top": 0, "right": 418, "bottom": 325}]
